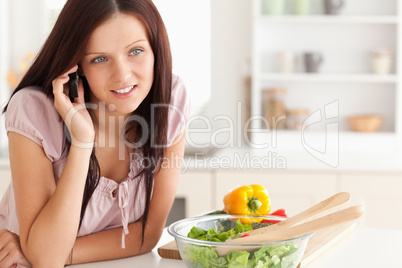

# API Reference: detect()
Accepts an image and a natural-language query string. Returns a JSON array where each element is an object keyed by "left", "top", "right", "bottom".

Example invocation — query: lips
[
  {"left": 111, "top": 85, "right": 137, "bottom": 99},
  {"left": 112, "top": 85, "right": 134, "bottom": 94}
]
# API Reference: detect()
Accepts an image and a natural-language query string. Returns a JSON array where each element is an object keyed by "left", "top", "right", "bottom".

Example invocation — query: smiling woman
[
  {"left": 0, "top": 0, "right": 190, "bottom": 267},
  {"left": 80, "top": 13, "right": 155, "bottom": 115}
]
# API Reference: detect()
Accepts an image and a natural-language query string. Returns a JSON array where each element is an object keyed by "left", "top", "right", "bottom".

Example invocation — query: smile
[{"left": 112, "top": 85, "right": 135, "bottom": 94}]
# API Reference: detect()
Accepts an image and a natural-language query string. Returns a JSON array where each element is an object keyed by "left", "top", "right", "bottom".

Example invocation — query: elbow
[
  {"left": 23, "top": 246, "right": 68, "bottom": 268},
  {"left": 138, "top": 228, "right": 164, "bottom": 255},
  {"left": 29, "top": 258, "right": 66, "bottom": 268},
  {"left": 138, "top": 236, "right": 160, "bottom": 255}
]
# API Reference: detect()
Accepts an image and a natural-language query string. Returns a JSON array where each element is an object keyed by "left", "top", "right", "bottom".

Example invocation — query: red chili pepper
[
  {"left": 240, "top": 233, "right": 250, "bottom": 238},
  {"left": 260, "top": 219, "right": 281, "bottom": 224},
  {"left": 269, "top": 209, "right": 287, "bottom": 217},
  {"left": 260, "top": 209, "right": 288, "bottom": 224}
]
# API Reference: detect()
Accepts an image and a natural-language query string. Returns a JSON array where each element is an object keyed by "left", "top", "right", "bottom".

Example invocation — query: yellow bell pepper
[{"left": 223, "top": 184, "right": 271, "bottom": 224}]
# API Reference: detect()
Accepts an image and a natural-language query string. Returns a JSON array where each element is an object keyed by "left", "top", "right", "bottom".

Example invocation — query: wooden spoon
[
  {"left": 242, "top": 192, "right": 351, "bottom": 237},
  {"left": 216, "top": 205, "right": 364, "bottom": 256}
]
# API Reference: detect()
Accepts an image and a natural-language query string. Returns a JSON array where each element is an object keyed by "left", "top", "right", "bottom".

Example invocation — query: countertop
[
  {"left": 70, "top": 226, "right": 402, "bottom": 268},
  {"left": 183, "top": 147, "right": 402, "bottom": 172}
]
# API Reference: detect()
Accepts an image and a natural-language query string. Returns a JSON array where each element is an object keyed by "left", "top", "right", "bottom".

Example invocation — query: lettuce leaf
[
  {"left": 226, "top": 251, "right": 250, "bottom": 267},
  {"left": 188, "top": 226, "right": 207, "bottom": 239},
  {"left": 184, "top": 220, "right": 301, "bottom": 268},
  {"left": 187, "top": 220, "right": 251, "bottom": 242},
  {"left": 182, "top": 244, "right": 228, "bottom": 268}
]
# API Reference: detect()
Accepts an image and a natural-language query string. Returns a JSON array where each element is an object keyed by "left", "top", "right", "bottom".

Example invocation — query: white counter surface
[
  {"left": 71, "top": 226, "right": 402, "bottom": 268},
  {"left": 182, "top": 146, "right": 402, "bottom": 172}
]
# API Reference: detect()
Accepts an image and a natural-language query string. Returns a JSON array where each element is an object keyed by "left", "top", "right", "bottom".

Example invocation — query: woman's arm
[
  {"left": 10, "top": 132, "right": 92, "bottom": 267},
  {"left": 69, "top": 131, "right": 186, "bottom": 264},
  {"left": 11, "top": 66, "right": 95, "bottom": 267}
]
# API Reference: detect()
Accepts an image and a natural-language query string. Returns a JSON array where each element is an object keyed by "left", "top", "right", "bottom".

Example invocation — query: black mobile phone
[{"left": 68, "top": 72, "right": 79, "bottom": 101}]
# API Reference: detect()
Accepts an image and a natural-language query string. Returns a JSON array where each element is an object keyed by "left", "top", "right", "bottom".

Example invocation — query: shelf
[
  {"left": 251, "top": 0, "right": 402, "bottom": 153},
  {"left": 259, "top": 73, "right": 398, "bottom": 83},
  {"left": 251, "top": 130, "right": 397, "bottom": 151},
  {"left": 257, "top": 15, "right": 399, "bottom": 24}
]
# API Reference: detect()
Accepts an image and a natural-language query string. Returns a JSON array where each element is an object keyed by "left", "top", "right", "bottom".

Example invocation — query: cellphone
[{"left": 68, "top": 72, "right": 79, "bottom": 101}]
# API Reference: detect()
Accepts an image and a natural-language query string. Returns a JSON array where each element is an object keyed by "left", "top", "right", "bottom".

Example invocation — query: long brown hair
[{"left": 3, "top": 0, "right": 172, "bottom": 245}]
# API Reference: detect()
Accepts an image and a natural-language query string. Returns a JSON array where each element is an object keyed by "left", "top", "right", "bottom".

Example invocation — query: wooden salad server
[
  {"left": 216, "top": 204, "right": 364, "bottom": 256},
  {"left": 242, "top": 192, "right": 351, "bottom": 237}
]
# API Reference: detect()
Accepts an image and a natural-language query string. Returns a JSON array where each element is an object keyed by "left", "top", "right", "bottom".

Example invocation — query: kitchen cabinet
[
  {"left": 206, "top": 168, "right": 402, "bottom": 230},
  {"left": 250, "top": 0, "right": 401, "bottom": 152},
  {"left": 214, "top": 170, "right": 338, "bottom": 216},
  {"left": 174, "top": 170, "right": 213, "bottom": 217},
  {"left": 1, "top": 156, "right": 400, "bottom": 230},
  {"left": 340, "top": 172, "right": 402, "bottom": 230}
]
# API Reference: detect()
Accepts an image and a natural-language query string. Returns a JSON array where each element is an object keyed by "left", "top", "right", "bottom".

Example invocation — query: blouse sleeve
[
  {"left": 167, "top": 75, "right": 191, "bottom": 147},
  {"left": 5, "top": 87, "right": 65, "bottom": 162}
]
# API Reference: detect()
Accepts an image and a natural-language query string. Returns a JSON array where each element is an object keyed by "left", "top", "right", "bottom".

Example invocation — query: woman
[{"left": 0, "top": 0, "right": 189, "bottom": 266}]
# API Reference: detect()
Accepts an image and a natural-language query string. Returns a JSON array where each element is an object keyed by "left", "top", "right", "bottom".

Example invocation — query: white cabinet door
[
  {"left": 340, "top": 172, "right": 402, "bottom": 230},
  {"left": 175, "top": 171, "right": 212, "bottom": 217},
  {"left": 214, "top": 170, "right": 339, "bottom": 217}
]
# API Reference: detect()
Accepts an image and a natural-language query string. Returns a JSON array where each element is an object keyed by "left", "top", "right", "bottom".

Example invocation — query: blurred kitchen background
[{"left": 0, "top": 0, "right": 401, "bottom": 231}]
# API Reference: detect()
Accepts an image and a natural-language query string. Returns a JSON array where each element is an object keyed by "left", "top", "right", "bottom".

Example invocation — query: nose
[{"left": 111, "top": 58, "right": 131, "bottom": 83}]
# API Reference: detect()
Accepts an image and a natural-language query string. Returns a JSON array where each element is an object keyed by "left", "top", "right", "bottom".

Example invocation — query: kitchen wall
[
  {"left": 0, "top": 0, "right": 51, "bottom": 152},
  {"left": 209, "top": 0, "right": 252, "bottom": 141},
  {"left": 0, "top": 0, "right": 9, "bottom": 153},
  {"left": 6, "top": 0, "right": 49, "bottom": 74}
]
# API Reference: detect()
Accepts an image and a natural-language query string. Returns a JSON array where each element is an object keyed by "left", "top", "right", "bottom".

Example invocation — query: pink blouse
[{"left": 0, "top": 75, "right": 190, "bottom": 249}]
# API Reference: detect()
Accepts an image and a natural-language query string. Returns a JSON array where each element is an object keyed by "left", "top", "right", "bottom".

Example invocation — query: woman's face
[{"left": 80, "top": 13, "right": 154, "bottom": 116}]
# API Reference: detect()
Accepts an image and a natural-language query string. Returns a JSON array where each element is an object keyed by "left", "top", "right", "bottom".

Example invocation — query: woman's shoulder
[
  {"left": 6, "top": 86, "right": 65, "bottom": 162},
  {"left": 6, "top": 86, "right": 61, "bottom": 127},
  {"left": 170, "top": 74, "right": 190, "bottom": 109},
  {"left": 7, "top": 86, "right": 56, "bottom": 114},
  {"left": 11, "top": 86, "right": 52, "bottom": 103},
  {"left": 167, "top": 74, "right": 191, "bottom": 146},
  {"left": 172, "top": 74, "right": 185, "bottom": 92}
]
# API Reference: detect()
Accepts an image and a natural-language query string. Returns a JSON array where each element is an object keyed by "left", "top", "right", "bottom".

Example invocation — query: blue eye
[
  {"left": 93, "top": 56, "right": 106, "bottom": 63},
  {"left": 130, "top": 49, "right": 143, "bottom": 56}
]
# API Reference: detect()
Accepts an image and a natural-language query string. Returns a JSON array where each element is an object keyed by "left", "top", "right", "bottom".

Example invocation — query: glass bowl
[{"left": 168, "top": 214, "right": 314, "bottom": 268}]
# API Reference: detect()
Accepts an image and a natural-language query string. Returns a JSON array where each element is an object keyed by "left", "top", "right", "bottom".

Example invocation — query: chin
[{"left": 113, "top": 104, "right": 141, "bottom": 116}]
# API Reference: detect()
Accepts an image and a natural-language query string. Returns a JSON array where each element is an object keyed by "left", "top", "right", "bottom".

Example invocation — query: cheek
[
  {"left": 84, "top": 69, "right": 104, "bottom": 89},
  {"left": 138, "top": 55, "right": 154, "bottom": 82}
]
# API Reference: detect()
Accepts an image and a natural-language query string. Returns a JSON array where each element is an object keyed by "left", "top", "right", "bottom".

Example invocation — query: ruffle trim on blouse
[{"left": 96, "top": 158, "right": 145, "bottom": 248}]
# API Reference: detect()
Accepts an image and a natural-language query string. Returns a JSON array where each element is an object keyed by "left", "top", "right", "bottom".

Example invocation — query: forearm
[
  {"left": 67, "top": 132, "right": 184, "bottom": 264},
  {"left": 23, "top": 145, "right": 92, "bottom": 266},
  {"left": 69, "top": 218, "right": 164, "bottom": 264}
]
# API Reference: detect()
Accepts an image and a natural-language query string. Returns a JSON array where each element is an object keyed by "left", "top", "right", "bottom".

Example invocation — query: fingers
[
  {"left": 53, "top": 65, "right": 79, "bottom": 119},
  {"left": 52, "top": 65, "right": 79, "bottom": 96},
  {"left": 0, "top": 230, "right": 31, "bottom": 268},
  {"left": 0, "top": 245, "right": 31, "bottom": 267},
  {"left": 0, "top": 231, "right": 17, "bottom": 262}
]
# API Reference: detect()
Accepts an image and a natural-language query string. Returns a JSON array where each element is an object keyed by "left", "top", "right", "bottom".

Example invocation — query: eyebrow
[{"left": 84, "top": 39, "right": 147, "bottom": 55}]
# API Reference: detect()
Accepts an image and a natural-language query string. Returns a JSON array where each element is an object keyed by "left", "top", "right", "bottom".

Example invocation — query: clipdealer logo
[
  {"left": 301, "top": 100, "right": 339, "bottom": 168},
  {"left": 182, "top": 151, "right": 287, "bottom": 172}
]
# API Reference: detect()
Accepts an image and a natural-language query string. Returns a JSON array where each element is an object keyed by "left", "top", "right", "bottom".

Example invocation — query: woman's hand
[
  {"left": 0, "top": 229, "right": 31, "bottom": 268},
  {"left": 52, "top": 65, "right": 95, "bottom": 148}
]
